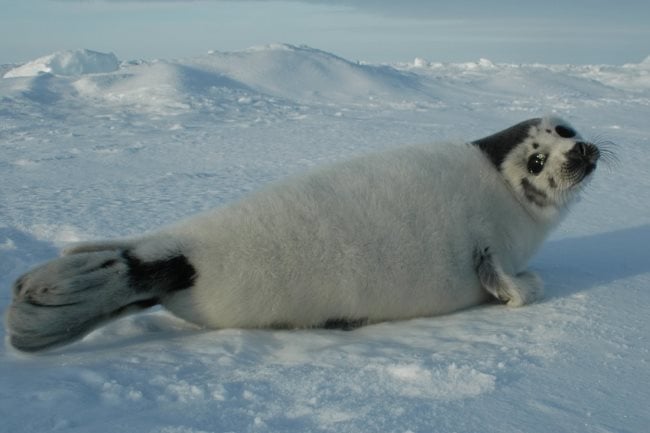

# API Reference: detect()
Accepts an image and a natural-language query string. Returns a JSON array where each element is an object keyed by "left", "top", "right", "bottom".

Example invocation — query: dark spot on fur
[
  {"left": 123, "top": 251, "right": 197, "bottom": 295},
  {"left": 555, "top": 125, "right": 576, "bottom": 138},
  {"left": 322, "top": 318, "right": 367, "bottom": 331},
  {"left": 546, "top": 129, "right": 552, "bottom": 133},
  {"left": 472, "top": 118, "right": 542, "bottom": 170},
  {"left": 548, "top": 177, "right": 557, "bottom": 189},
  {"left": 532, "top": 142, "right": 539, "bottom": 149},
  {"left": 521, "top": 178, "right": 549, "bottom": 207}
]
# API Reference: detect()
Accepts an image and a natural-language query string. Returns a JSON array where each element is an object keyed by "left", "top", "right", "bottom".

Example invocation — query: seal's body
[{"left": 6, "top": 117, "right": 601, "bottom": 352}]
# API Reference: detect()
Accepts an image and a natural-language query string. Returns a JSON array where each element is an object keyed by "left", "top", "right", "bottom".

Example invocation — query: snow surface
[{"left": 1, "top": 44, "right": 649, "bottom": 433}]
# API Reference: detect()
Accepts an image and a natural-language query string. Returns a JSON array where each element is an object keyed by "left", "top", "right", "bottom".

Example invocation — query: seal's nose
[
  {"left": 569, "top": 142, "right": 600, "bottom": 177},
  {"left": 571, "top": 142, "right": 600, "bottom": 164}
]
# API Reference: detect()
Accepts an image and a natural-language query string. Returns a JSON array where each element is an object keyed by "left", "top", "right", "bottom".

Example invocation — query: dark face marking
[
  {"left": 123, "top": 251, "right": 197, "bottom": 295},
  {"left": 548, "top": 177, "right": 557, "bottom": 189},
  {"left": 555, "top": 125, "right": 576, "bottom": 138},
  {"left": 532, "top": 142, "right": 539, "bottom": 149},
  {"left": 322, "top": 317, "right": 367, "bottom": 331},
  {"left": 472, "top": 118, "right": 542, "bottom": 170},
  {"left": 521, "top": 178, "right": 549, "bottom": 207}
]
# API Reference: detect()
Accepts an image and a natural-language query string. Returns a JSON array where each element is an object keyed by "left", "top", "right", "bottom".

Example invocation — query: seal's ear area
[{"left": 472, "top": 118, "right": 542, "bottom": 169}]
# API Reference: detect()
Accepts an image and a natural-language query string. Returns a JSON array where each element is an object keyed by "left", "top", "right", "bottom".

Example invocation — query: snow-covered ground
[{"left": 1, "top": 45, "right": 648, "bottom": 433}]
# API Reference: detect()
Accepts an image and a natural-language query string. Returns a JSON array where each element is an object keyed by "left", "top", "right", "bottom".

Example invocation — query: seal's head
[{"left": 473, "top": 117, "right": 600, "bottom": 220}]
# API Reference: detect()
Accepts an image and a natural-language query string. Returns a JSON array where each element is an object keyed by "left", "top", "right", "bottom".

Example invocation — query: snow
[{"left": 1, "top": 45, "right": 649, "bottom": 433}]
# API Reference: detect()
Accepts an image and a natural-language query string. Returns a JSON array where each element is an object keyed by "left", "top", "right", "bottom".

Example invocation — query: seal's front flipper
[{"left": 474, "top": 247, "right": 543, "bottom": 307}]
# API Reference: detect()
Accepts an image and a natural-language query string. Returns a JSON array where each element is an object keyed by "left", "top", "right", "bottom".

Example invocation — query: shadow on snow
[{"left": 534, "top": 223, "right": 650, "bottom": 297}]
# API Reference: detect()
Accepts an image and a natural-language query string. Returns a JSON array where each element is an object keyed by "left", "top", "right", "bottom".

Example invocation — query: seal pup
[{"left": 6, "top": 116, "right": 601, "bottom": 352}]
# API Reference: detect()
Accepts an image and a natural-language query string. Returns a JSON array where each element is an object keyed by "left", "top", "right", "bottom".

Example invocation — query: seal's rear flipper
[{"left": 6, "top": 247, "right": 196, "bottom": 352}]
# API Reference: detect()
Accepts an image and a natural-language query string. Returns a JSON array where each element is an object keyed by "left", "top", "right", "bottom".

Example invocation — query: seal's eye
[{"left": 527, "top": 153, "right": 547, "bottom": 175}]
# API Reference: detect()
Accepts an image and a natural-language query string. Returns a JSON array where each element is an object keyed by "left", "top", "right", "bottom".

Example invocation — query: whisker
[
  {"left": 589, "top": 134, "right": 620, "bottom": 169},
  {"left": 598, "top": 148, "right": 620, "bottom": 169}
]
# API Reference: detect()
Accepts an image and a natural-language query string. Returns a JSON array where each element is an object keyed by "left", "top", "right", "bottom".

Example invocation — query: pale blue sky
[{"left": 1, "top": 0, "right": 649, "bottom": 65}]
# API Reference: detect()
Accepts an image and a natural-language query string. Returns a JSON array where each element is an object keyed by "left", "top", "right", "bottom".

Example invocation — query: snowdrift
[
  {"left": 3, "top": 45, "right": 437, "bottom": 115},
  {"left": 4, "top": 44, "right": 650, "bottom": 121},
  {"left": 3, "top": 45, "right": 650, "bottom": 116},
  {"left": 3, "top": 49, "right": 120, "bottom": 78},
  {"left": 191, "top": 44, "right": 428, "bottom": 103}
]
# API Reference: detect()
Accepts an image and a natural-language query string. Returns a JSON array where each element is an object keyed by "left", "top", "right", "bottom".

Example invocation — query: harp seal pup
[{"left": 6, "top": 116, "right": 601, "bottom": 352}]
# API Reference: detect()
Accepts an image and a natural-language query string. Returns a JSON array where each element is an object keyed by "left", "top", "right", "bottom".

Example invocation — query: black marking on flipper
[
  {"left": 123, "top": 251, "right": 197, "bottom": 295},
  {"left": 521, "top": 178, "right": 549, "bottom": 207},
  {"left": 472, "top": 118, "right": 541, "bottom": 170},
  {"left": 322, "top": 318, "right": 367, "bottom": 331}
]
